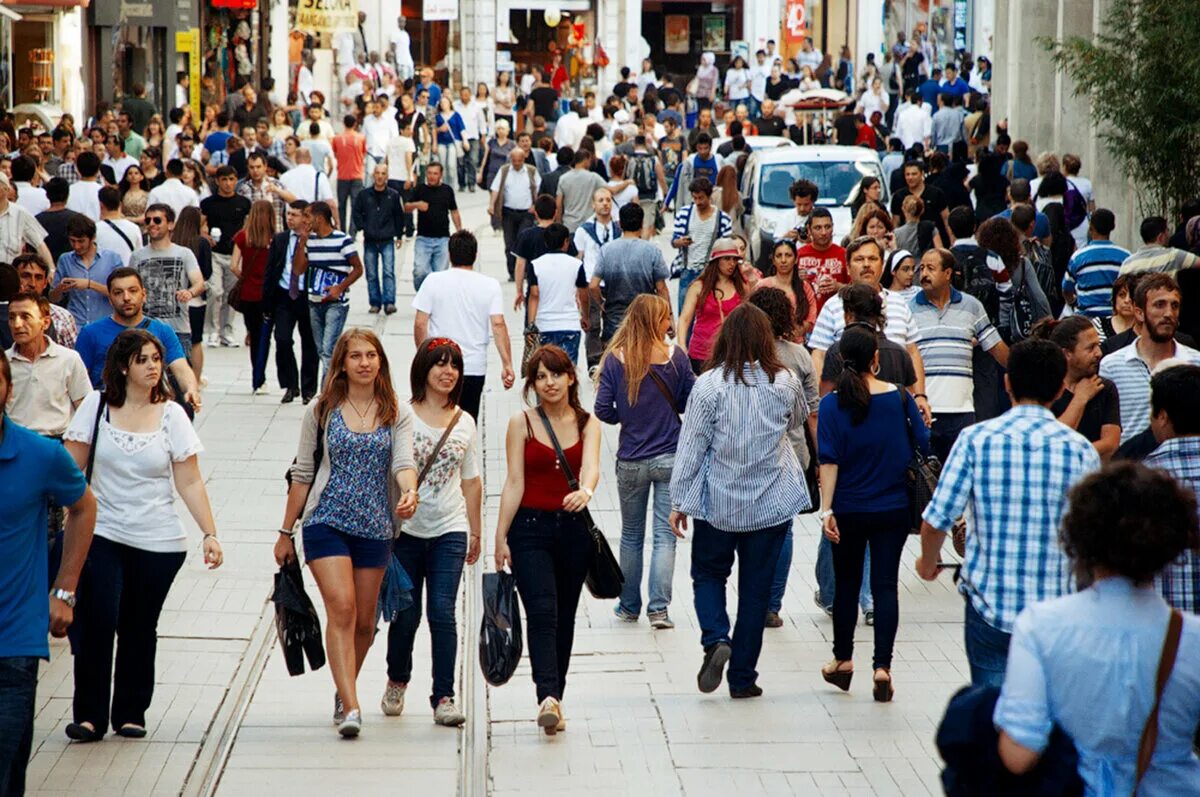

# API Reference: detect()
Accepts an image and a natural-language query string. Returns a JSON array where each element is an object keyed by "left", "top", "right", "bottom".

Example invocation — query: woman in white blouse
[
  {"left": 63, "top": 329, "right": 221, "bottom": 743},
  {"left": 856, "top": 78, "right": 888, "bottom": 123},
  {"left": 723, "top": 56, "right": 751, "bottom": 104}
]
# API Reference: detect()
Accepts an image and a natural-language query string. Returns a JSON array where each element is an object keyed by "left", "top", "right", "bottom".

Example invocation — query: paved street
[{"left": 27, "top": 194, "right": 968, "bottom": 796}]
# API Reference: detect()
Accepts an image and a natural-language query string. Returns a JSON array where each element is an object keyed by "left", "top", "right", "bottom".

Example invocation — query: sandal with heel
[
  {"left": 821, "top": 659, "right": 854, "bottom": 692},
  {"left": 873, "top": 669, "right": 894, "bottom": 702}
]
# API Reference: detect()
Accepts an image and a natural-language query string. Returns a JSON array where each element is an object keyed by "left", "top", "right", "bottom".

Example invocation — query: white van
[{"left": 742, "top": 145, "right": 887, "bottom": 269}]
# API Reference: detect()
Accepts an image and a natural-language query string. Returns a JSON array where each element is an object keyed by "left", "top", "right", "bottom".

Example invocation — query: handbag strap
[
  {"left": 897, "top": 387, "right": 917, "bottom": 454},
  {"left": 85, "top": 392, "right": 107, "bottom": 483},
  {"left": 416, "top": 409, "right": 462, "bottom": 488},
  {"left": 1135, "top": 609, "right": 1184, "bottom": 789},
  {"left": 535, "top": 406, "right": 580, "bottom": 491},
  {"left": 647, "top": 368, "right": 681, "bottom": 418}
]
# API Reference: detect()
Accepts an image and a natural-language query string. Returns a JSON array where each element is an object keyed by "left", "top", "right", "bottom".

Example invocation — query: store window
[
  {"left": 113, "top": 25, "right": 167, "bottom": 107},
  {"left": 11, "top": 17, "right": 53, "bottom": 106}
]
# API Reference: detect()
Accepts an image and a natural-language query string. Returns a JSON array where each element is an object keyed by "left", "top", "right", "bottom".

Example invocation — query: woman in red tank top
[{"left": 494, "top": 345, "right": 601, "bottom": 736}]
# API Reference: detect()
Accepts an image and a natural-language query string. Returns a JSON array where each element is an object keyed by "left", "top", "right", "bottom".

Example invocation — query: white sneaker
[
  {"left": 338, "top": 708, "right": 362, "bottom": 738},
  {"left": 332, "top": 694, "right": 344, "bottom": 725},
  {"left": 536, "top": 697, "right": 562, "bottom": 736},
  {"left": 381, "top": 682, "right": 406, "bottom": 716},
  {"left": 433, "top": 697, "right": 466, "bottom": 727}
]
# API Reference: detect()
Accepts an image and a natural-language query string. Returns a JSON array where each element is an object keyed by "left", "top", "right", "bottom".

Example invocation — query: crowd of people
[{"left": 1, "top": 21, "right": 1199, "bottom": 795}]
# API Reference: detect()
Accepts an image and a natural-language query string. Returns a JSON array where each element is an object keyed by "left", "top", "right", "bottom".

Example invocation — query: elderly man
[
  {"left": 0, "top": 173, "right": 53, "bottom": 269},
  {"left": 489, "top": 147, "right": 541, "bottom": 281}
]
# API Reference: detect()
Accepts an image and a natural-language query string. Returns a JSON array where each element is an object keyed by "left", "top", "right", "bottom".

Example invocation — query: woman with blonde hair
[
  {"left": 231, "top": 199, "right": 275, "bottom": 393},
  {"left": 274, "top": 329, "right": 419, "bottom": 737},
  {"left": 595, "top": 295, "right": 696, "bottom": 628}
]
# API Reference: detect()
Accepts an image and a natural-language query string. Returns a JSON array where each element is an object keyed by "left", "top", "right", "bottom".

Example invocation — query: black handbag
[
  {"left": 535, "top": 407, "right": 625, "bottom": 599},
  {"left": 898, "top": 390, "right": 942, "bottom": 534}
]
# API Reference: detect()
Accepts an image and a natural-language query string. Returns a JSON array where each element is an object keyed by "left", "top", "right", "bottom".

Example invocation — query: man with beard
[
  {"left": 1100, "top": 273, "right": 1200, "bottom": 444},
  {"left": 1036, "top": 316, "right": 1122, "bottom": 460}
]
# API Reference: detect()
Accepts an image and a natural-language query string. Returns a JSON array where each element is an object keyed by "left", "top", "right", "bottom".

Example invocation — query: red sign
[
  {"left": 785, "top": 0, "right": 807, "bottom": 43},
  {"left": 211, "top": 0, "right": 257, "bottom": 8}
]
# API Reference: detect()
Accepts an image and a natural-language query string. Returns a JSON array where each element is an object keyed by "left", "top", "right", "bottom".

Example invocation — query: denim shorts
[{"left": 303, "top": 522, "right": 392, "bottom": 568}]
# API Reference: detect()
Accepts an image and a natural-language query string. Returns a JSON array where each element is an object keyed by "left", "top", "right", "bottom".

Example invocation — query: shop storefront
[
  {"left": 500, "top": 2, "right": 597, "bottom": 96},
  {"left": 643, "top": 1, "right": 741, "bottom": 75},
  {"left": 88, "top": 0, "right": 200, "bottom": 113},
  {"left": 201, "top": 0, "right": 268, "bottom": 100},
  {"left": 0, "top": 1, "right": 86, "bottom": 121}
]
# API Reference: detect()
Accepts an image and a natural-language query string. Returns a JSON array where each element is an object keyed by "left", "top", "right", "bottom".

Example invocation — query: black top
[
  {"left": 530, "top": 86, "right": 559, "bottom": 120},
  {"left": 515, "top": 223, "right": 578, "bottom": 279},
  {"left": 822, "top": 336, "right": 916, "bottom": 387},
  {"left": 411, "top": 183, "right": 458, "bottom": 239},
  {"left": 233, "top": 103, "right": 268, "bottom": 133},
  {"left": 36, "top": 208, "right": 82, "bottom": 264},
  {"left": 891, "top": 184, "right": 949, "bottom": 243},
  {"left": 1113, "top": 427, "right": 1159, "bottom": 463},
  {"left": 199, "top": 194, "right": 252, "bottom": 255},
  {"left": 352, "top": 186, "right": 406, "bottom": 241},
  {"left": 756, "top": 116, "right": 786, "bottom": 138},
  {"left": 1050, "top": 378, "right": 1120, "bottom": 443},
  {"left": 540, "top": 165, "right": 571, "bottom": 198},
  {"left": 765, "top": 78, "right": 792, "bottom": 101}
]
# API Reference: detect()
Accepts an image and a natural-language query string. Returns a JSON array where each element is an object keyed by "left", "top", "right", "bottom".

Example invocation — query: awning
[
  {"left": 0, "top": 5, "right": 22, "bottom": 19},
  {"left": 507, "top": 0, "right": 590, "bottom": 11},
  {"left": 0, "top": 0, "right": 90, "bottom": 8}
]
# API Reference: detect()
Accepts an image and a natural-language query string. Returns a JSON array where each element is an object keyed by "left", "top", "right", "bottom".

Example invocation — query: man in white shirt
[
  {"left": 5, "top": 292, "right": 91, "bottom": 437},
  {"left": 175, "top": 73, "right": 190, "bottom": 110},
  {"left": 528, "top": 223, "right": 589, "bottom": 366},
  {"left": 489, "top": 147, "right": 542, "bottom": 281},
  {"left": 146, "top": 159, "right": 201, "bottom": 218},
  {"left": 797, "top": 38, "right": 823, "bottom": 73},
  {"left": 279, "top": 148, "right": 336, "bottom": 213},
  {"left": 412, "top": 230, "right": 515, "bottom": 420},
  {"left": 94, "top": 187, "right": 142, "bottom": 266},
  {"left": 11, "top": 156, "right": 49, "bottom": 216},
  {"left": 893, "top": 91, "right": 933, "bottom": 151},
  {"left": 362, "top": 98, "right": 399, "bottom": 187},
  {"left": 390, "top": 17, "right": 414, "bottom": 81},
  {"left": 103, "top": 135, "right": 138, "bottom": 184},
  {"left": 297, "top": 51, "right": 316, "bottom": 106},
  {"left": 750, "top": 50, "right": 771, "bottom": 118},
  {"left": 66, "top": 152, "right": 104, "bottom": 219},
  {"left": 0, "top": 174, "right": 53, "bottom": 269},
  {"left": 454, "top": 86, "right": 487, "bottom": 194}
]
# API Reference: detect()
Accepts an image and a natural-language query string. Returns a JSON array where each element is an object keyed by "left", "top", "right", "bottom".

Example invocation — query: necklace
[{"left": 345, "top": 398, "right": 376, "bottom": 430}]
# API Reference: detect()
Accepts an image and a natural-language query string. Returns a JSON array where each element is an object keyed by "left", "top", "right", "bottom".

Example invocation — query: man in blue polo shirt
[
  {"left": 74, "top": 268, "right": 201, "bottom": 412},
  {"left": 910, "top": 248, "right": 1010, "bottom": 462},
  {"left": 0, "top": 350, "right": 96, "bottom": 795},
  {"left": 1063, "top": 208, "right": 1130, "bottom": 318},
  {"left": 939, "top": 64, "right": 971, "bottom": 101}
]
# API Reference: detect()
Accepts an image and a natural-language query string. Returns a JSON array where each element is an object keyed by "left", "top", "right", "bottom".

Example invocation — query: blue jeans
[
  {"left": 768, "top": 526, "right": 792, "bottom": 613},
  {"left": 362, "top": 240, "right": 397, "bottom": 308},
  {"left": 386, "top": 532, "right": 467, "bottom": 708},
  {"left": 308, "top": 301, "right": 350, "bottom": 385},
  {"left": 538, "top": 330, "right": 581, "bottom": 365},
  {"left": 816, "top": 534, "right": 873, "bottom": 612},
  {"left": 964, "top": 598, "right": 1012, "bottom": 687},
  {"left": 615, "top": 454, "right": 676, "bottom": 616},
  {"left": 413, "top": 236, "right": 450, "bottom": 291},
  {"left": 678, "top": 268, "right": 700, "bottom": 315},
  {"left": 691, "top": 518, "right": 787, "bottom": 690},
  {"left": 0, "top": 656, "right": 37, "bottom": 797}
]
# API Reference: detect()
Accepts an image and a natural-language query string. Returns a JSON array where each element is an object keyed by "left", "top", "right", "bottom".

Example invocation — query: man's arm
[
  {"left": 513, "top": 257, "right": 528, "bottom": 310},
  {"left": 655, "top": 280, "right": 674, "bottom": 329},
  {"left": 905, "top": 343, "right": 932, "bottom": 424},
  {"left": 50, "top": 487, "right": 96, "bottom": 637},
  {"left": 324, "top": 254, "right": 363, "bottom": 303},
  {"left": 526, "top": 284, "right": 540, "bottom": 323},
  {"left": 414, "top": 310, "right": 430, "bottom": 347},
  {"left": 451, "top": 209, "right": 463, "bottom": 231},
  {"left": 987, "top": 340, "right": 1010, "bottom": 368},
  {"left": 588, "top": 275, "right": 603, "bottom": 312},
  {"left": 169, "top": 358, "right": 202, "bottom": 412},
  {"left": 555, "top": 192, "right": 564, "bottom": 223},
  {"left": 36, "top": 241, "right": 54, "bottom": 272},
  {"left": 490, "top": 313, "right": 515, "bottom": 389}
]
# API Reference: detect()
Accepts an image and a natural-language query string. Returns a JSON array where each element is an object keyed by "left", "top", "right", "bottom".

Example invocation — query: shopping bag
[
  {"left": 479, "top": 571, "right": 523, "bottom": 686},
  {"left": 272, "top": 560, "right": 326, "bottom": 676}
]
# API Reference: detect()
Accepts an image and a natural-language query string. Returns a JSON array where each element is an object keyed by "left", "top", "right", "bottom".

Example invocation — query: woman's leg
[
  {"left": 508, "top": 513, "right": 560, "bottom": 703},
  {"left": 385, "top": 534, "right": 427, "bottom": 687},
  {"left": 308, "top": 556, "right": 363, "bottom": 710},
  {"left": 646, "top": 455, "right": 677, "bottom": 615},
  {"left": 425, "top": 533, "right": 467, "bottom": 707},
  {"left": 70, "top": 536, "right": 123, "bottom": 732},
  {"left": 351, "top": 566, "right": 387, "bottom": 675},
  {"left": 866, "top": 509, "right": 910, "bottom": 671},
  {"left": 615, "top": 459, "right": 651, "bottom": 617},
  {"left": 242, "top": 302, "right": 264, "bottom": 389},
  {"left": 829, "top": 514, "right": 869, "bottom": 663},
  {"left": 111, "top": 546, "right": 186, "bottom": 730},
  {"left": 551, "top": 517, "right": 594, "bottom": 700},
  {"left": 768, "top": 526, "right": 794, "bottom": 614}
]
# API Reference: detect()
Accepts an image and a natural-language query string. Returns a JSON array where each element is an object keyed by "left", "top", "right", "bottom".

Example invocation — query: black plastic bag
[
  {"left": 272, "top": 560, "right": 326, "bottom": 676},
  {"left": 479, "top": 571, "right": 523, "bottom": 686}
]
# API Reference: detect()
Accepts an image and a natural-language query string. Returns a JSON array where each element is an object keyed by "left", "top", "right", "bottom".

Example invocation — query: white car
[
  {"left": 711, "top": 135, "right": 798, "bottom": 153},
  {"left": 742, "top": 146, "right": 888, "bottom": 269}
]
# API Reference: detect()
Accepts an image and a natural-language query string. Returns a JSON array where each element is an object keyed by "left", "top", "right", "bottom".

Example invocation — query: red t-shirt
[
  {"left": 796, "top": 243, "right": 849, "bottom": 311},
  {"left": 331, "top": 131, "right": 366, "bottom": 181},
  {"left": 233, "top": 229, "right": 270, "bottom": 302}
]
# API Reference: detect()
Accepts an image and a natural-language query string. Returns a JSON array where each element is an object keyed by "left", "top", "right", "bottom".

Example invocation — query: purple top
[{"left": 594, "top": 345, "right": 696, "bottom": 461}]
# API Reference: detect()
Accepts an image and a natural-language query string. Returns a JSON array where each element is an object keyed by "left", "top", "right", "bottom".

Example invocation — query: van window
[{"left": 758, "top": 161, "right": 882, "bottom": 208}]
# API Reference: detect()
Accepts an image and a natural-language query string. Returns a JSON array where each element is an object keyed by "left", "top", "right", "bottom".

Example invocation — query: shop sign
[
  {"left": 295, "top": 0, "right": 358, "bottom": 33},
  {"left": 785, "top": 0, "right": 807, "bottom": 43},
  {"left": 424, "top": 0, "right": 457, "bottom": 21},
  {"left": 702, "top": 15, "right": 726, "bottom": 52}
]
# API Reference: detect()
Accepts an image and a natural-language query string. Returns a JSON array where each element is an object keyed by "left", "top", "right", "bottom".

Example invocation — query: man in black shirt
[
  {"left": 404, "top": 162, "right": 462, "bottom": 291},
  {"left": 1041, "top": 316, "right": 1121, "bottom": 460},
  {"left": 232, "top": 85, "right": 268, "bottom": 135},
  {"left": 36, "top": 178, "right": 81, "bottom": 265},
  {"left": 540, "top": 147, "right": 573, "bottom": 199},
  {"left": 199, "top": 166, "right": 252, "bottom": 346},
  {"left": 754, "top": 100, "right": 787, "bottom": 137},
  {"left": 513, "top": 193, "right": 578, "bottom": 314},
  {"left": 890, "top": 159, "right": 949, "bottom": 244},
  {"left": 526, "top": 69, "right": 559, "bottom": 128}
]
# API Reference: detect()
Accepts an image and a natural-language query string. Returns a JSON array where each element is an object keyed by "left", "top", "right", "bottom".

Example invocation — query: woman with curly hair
[
  {"left": 976, "top": 216, "right": 1052, "bottom": 342},
  {"left": 995, "top": 461, "right": 1200, "bottom": 792}
]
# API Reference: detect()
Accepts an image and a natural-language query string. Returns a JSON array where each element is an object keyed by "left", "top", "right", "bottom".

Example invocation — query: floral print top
[{"left": 307, "top": 409, "right": 393, "bottom": 539}]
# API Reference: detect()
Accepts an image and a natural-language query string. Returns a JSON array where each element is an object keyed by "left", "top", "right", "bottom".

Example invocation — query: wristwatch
[
  {"left": 51, "top": 588, "right": 76, "bottom": 608},
  {"left": 817, "top": 510, "right": 834, "bottom": 523}
]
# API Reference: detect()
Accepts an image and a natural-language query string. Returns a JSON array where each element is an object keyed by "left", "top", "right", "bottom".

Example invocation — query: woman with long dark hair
[
  {"left": 816, "top": 325, "right": 929, "bottom": 702},
  {"left": 117, "top": 165, "right": 150, "bottom": 226},
  {"left": 849, "top": 175, "right": 882, "bottom": 221},
  {"left": 494, "top": 345, "right": 602, "bottom": 735},
  {"left": 231, "top": 199, "right": 275, "bottom": 394},
  {"left": 171, "top": 207, "right": 212, "bottom": 385},
  {"left": 63, "top": 330, "right": 221, "bottom": 742},
  {"left": 382, "top": 337, "right": 481, "bottom": 727},
  {"left": 670, "top": 304, "right": 809, "bottom": 698},
  {"left": 756, "top": 240, "right": 817, "bottom": 339},
  {"left": 274, "top": 329, "right": 418, "bottom": 737},
  {"left": 595, "top": 295, "right": 695, "bottom": 629},
  {"left": 678, "top": 239, "right": 749, "bottom": 373}
]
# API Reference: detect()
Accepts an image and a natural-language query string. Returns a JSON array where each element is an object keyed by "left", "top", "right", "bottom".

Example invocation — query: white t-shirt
[
  {"left": 279, "top": 163, "right": 334, "bottom": 203},
  {"left": 95, "top": 218, "right": 143, "bottom": 265},
  {"left": 529, "top": 252, "right": 587, "bottom": 332},
  {"left": 64, "top": 391, "right": 203, "bottom": 553},
  {"left": 390, "top": 29, "right": 414, "bottom": 68},
  {"left": 66, "top": 181, "right": 102, "bottom": 218},
  {"left": 146, "top": 178, "right": 200, "bottom": 218},
  {"left": 402, "top": 412, "right": 480, "bottom": 539},
  {"left": 387, "top": 135, "right": 416, "bottom": 183},
  {"left": 13, "top": 182, "right": 49, "bottom": 216},
  {"left": 412, "top": 268, "right": 503, "bottom": 376}
]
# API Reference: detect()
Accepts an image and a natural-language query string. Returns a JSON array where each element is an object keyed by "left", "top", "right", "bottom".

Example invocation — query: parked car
[{"left": 742, "top": 145, "right": 887, "bottom": 270}]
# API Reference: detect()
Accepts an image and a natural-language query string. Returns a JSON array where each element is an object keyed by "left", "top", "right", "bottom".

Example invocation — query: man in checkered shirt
[
  {"left": 1143, "top": 363, "right": 1200, "bottom": 614},
  {"left": 916, "top": 338, "right": 1100, "bottom": 687}
]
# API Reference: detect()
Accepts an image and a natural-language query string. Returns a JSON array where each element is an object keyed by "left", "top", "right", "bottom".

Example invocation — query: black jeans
[
  {"left": 337, "top": 179, "right": 363, "bottom": 235},
  {"left": 459, "top": 375, "right": 485, "bottom": 421},
  {"left": 508, "top": 508, "right": 593, "bottom": 703},
  {"left": 501, "top": 208, "right": 531, "bottom": 279},
  {"left": 388, "top": 180, "right": 415, "bottom": 238},
  {"left": 0, "top": 656, "right": 37, "bottom": 797},
  {"left": 930, "top": 412, "right": 975, "bottom": 464},
  {"left": 829, "top": 507, "right": 910, "bottom": 670},
  {"left": 386, "top": 532, "right": 467, "bottom": 708},
  {"left": 240, "top": 300, "right": 271, "bottom": 391},
  {"left": 69, "top": 535, "right": 186, "bottom": 732},
  {"left": 271, "top": 292, "right": 319, "bottom": 397}
]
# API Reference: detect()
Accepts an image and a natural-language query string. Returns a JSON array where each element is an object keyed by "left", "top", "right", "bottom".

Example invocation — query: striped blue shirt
[
  {"left": 670, "top": 364, "right": 810, "bottom": 531},
  {"left": 303, "top": 230, "right": 357, "bottom": 304},
  {"left": 1144, "top": 437, "right": 1200, "bottom": 614},
  {"left": 1098, "top": 339, "right": 1200, "bottom": 443},
  {"left": 1063, "top": 239, "right": 1130, "bottom": 317},
  {"left": 909, "top": 289, "right": 1002, "bottom": 413},
  {"left": 923, "top": 405, "right": 1100, "bottom": 633}
]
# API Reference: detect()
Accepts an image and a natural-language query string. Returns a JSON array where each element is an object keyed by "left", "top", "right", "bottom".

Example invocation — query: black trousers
[
  {"left": 508, "top": 508, "right": 593, "bottom": 703},
  {"left": 501, "top": 208, "right": 531, "bottom": 279},
  {"left": 459, "top": 375, "right": 485, "bottom": 421},
  {"left": 388, "top": 180, "right": 415, "bottom": 238},
  {"left": 240, "top": 300, "right": 271, "bottom": 390},
  {"left": 272, "top": 292, "right": 319, "bottom": 397},
  {"left": 69, "top": 536, "right": 186, "bottom": 732}
]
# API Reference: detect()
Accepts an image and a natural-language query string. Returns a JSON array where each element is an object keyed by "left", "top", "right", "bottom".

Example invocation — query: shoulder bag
[
  {"left": 85, "top": 393, "right": 107, "bottom": 482},
  {"left": 535, "top": 407, "right": 624, "bottom": 599},
  {"left": 1135, "top": 609, "right": 1184, "bottom": 795},
  {"left": 898, "top": 389, "right": 942, "bottom": 534},
  {"left": 415, "top": 409, "right": 464, "bottom": 488},
  {"left": 284, "top": 413, "right": 326, "bottom": 487}
]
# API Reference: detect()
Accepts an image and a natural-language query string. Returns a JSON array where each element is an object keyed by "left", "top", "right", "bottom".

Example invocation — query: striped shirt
[
  {"left": 1063, "top": 239, "right": 1130, "bottom": 317},
  {"left": 909, "top": 289, "right": 1002, "bottom": 413},
  {"left": 1119, "top": 245, "right": 1200, "bottom": 276},
  {"left": 1098, "top": 338, "right": 1200, "bottom": 443},
  {"left": 669, "top": 364, "right": 811, "bottom": 531},
  {"left": 1144, "top": 437, "right": 1200, "bottom": 614},
  {"left": 303, "top": 230, "right": 357, "bottom": 304},
  {"left": 809, "top": 287, "right": 919, "bottom": 352},
  {"left": 923, "top": 405, "right": 1100, "bottom": 633},
  {"left": 670, "top": 204, "right": 733, "bottom": 275}
]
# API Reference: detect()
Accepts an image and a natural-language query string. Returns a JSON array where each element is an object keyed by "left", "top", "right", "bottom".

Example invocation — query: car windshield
[{"left": 758, "top": 161, "right": 882, "bottom": 208}]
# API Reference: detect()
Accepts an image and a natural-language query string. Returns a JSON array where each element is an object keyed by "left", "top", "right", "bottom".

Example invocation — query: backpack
[
  {"left": 630, "top": 153, "right": 658, "bottom": 200},
  {"left": 1062, "top": 181, "right": 1088, "bottom": 231},
  {"left": 952, "top": 243, "right": 1000, "bottom": 326},
  {"left": 1008, "top": 258, "right": 1052, "bottom": 343}
]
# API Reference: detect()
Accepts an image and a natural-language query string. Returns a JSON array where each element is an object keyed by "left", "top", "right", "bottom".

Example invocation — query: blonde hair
[{"left": 600, "top": 294, "right": 673, "bottom": 407}]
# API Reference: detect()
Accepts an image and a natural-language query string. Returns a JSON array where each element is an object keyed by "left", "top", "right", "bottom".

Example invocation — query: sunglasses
[{"left": 146, "top": 216, "right": 167, "bottom": 225}]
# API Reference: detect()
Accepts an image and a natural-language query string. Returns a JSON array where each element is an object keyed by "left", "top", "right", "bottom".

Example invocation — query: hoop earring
[{"left": 871, "top": 363, "right": 880, "bottom": 376}]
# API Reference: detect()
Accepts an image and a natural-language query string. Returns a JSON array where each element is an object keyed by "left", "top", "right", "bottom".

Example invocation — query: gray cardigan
[{"left": 291, "top": 400, "right": 416, "bottom": 534}]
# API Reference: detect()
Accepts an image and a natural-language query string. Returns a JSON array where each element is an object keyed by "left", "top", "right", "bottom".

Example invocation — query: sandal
[
  {"left": 873, "top": 669, "right": 894, "bottom": 703},
  {"left": 65, "top": 722, "right": 103, "bottom": 743},
  {"left": 820, "top": 659, "right": 854, "bottom": 692},
  {"left": 116, "top": 724, "right": 147, "bottom": 738}
]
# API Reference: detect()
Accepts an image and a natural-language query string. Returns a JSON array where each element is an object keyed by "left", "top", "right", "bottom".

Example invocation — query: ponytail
[{"left": 836, "top": 325, "right": 878, "bottom": 425}]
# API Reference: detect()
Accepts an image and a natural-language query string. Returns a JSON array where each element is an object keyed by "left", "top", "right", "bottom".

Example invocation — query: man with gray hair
[{"left": 489, "top": 147, "right": 541, "bottom": 281}]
